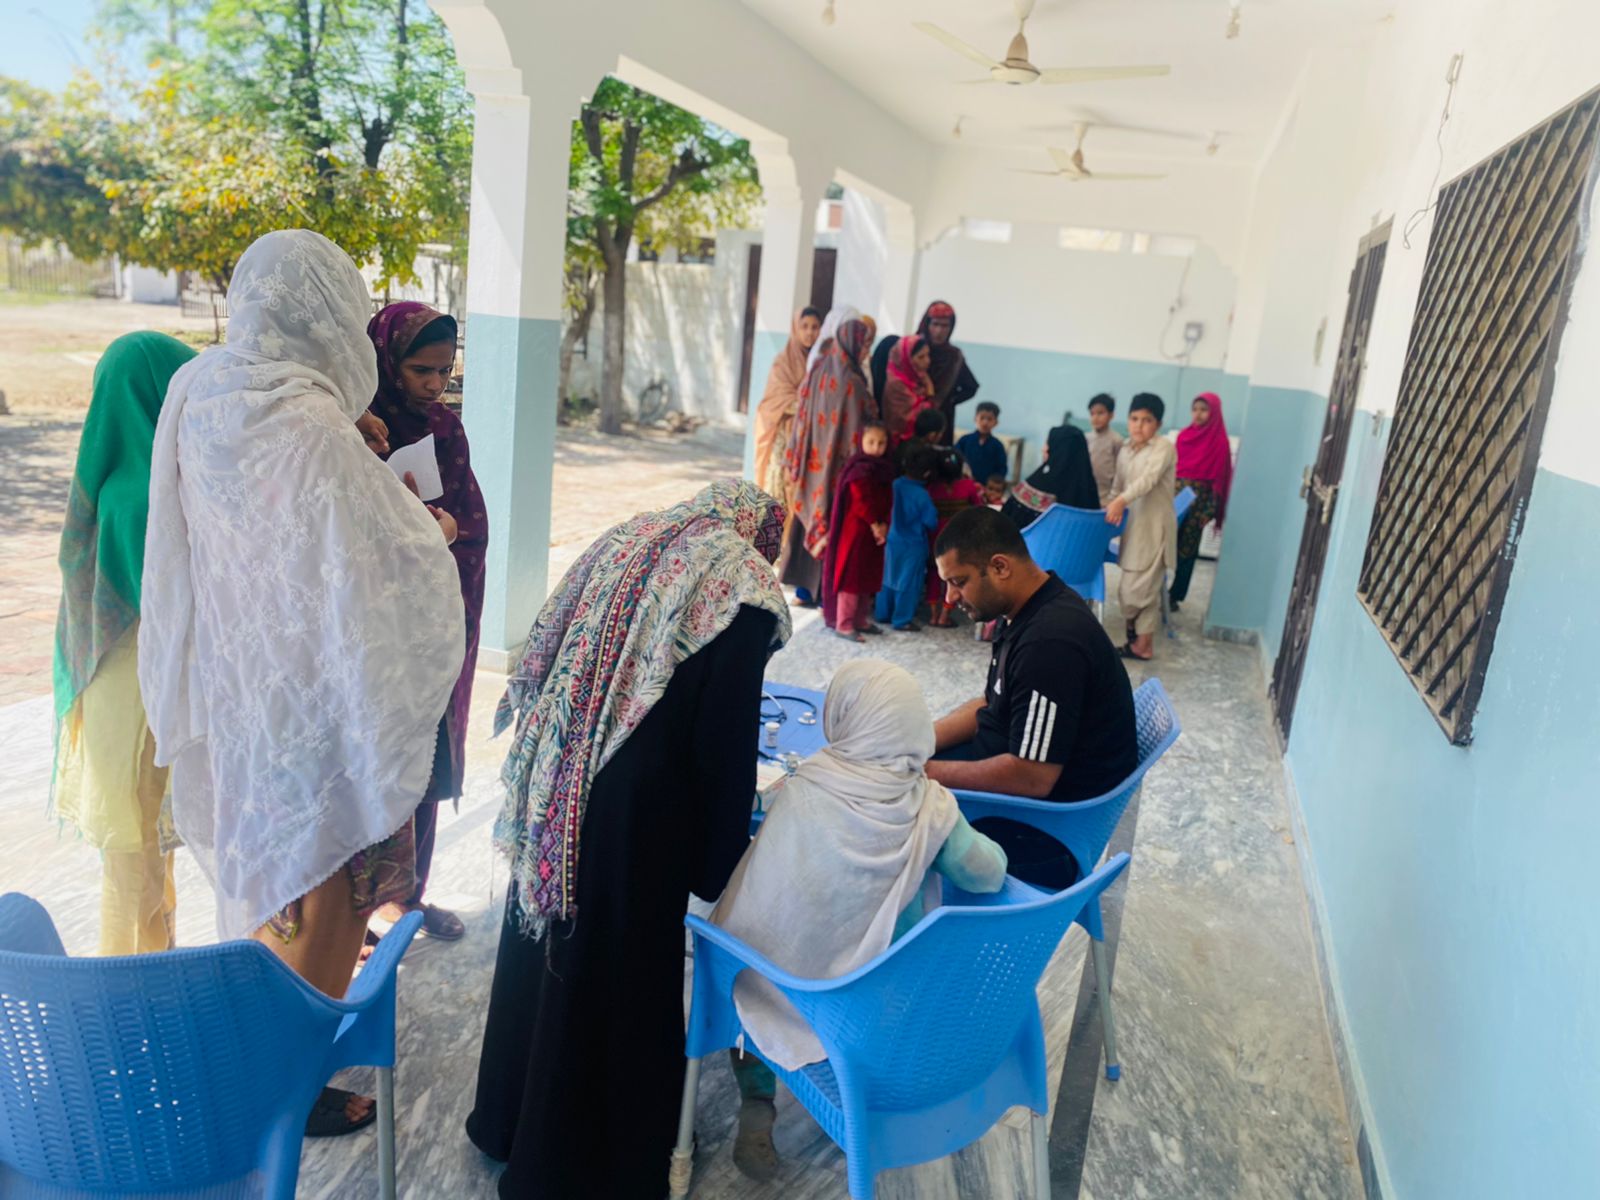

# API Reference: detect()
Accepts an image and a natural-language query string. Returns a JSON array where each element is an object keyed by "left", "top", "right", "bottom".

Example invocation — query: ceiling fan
[
  {"left": 914, "top": 0, "right": 1170, "bottom": 87},
  {"left": 1011, "top": 125, "right": 1167, "bottom": 183}
]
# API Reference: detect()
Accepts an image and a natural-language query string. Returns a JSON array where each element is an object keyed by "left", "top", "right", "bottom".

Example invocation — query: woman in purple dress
[{"left": 363, "top": 302, "right": 487, "bottom": 940}]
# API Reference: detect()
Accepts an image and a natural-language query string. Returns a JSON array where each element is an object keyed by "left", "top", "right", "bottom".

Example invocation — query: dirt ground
[
  {"left": 0, "top": 296, "right": 219, "bottom": 413},
  {"left": 0, "top": 297, "right": 744, "bottom": 706}
]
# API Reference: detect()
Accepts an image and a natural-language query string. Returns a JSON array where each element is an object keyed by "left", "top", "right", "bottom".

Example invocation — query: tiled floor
[{"left": 0, "top": 558, "right": 1363, "bottom": 1198}]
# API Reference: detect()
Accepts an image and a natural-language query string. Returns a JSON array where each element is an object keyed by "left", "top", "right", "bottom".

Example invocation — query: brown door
[
  {"left": 736, "top": 244, "right": 839, "bottom": 414},
  {"left": 735, "top": 244, "right": 762, "bottom": 414},
  {"left": 1269, "top": 221, "right": 1390, "bottom": 741},
  {"left": 809, "top": 246, "right": 837, "bottom": 312}
]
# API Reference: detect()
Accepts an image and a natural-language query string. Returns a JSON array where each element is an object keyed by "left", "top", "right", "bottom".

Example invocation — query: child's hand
[
  {"left": 871, "top": 522, "right": 888, "bottom": 545},
  {"left": 1105, "top": 497, "right": 1127, "bottom": 525}
]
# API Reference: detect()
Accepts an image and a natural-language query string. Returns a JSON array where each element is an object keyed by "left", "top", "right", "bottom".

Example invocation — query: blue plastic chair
[
  {"left": 1020, "top": 503, "right": 1127, "bottom": 607},
  {"left": 1105, "top": 486, "right": 1195, "bottom": 566},
  {"left": 671, "top": 854, "right": 1131, "bottom": 1200},
  {"left": 953, "top": 677, "right": 1181, "bottom": 1082},
  {"left": 0, "top": 894, "right": 423, "bottom": 1200}
]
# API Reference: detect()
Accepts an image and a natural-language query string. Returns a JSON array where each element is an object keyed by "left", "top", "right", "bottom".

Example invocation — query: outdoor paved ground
[{"left": 0, "top": 297, "right": 744, "bottom": 706}]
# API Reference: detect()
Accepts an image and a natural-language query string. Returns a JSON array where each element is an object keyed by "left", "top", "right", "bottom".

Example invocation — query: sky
[{"left": 4, "top": 1, "right": 103, "bottom": 93}]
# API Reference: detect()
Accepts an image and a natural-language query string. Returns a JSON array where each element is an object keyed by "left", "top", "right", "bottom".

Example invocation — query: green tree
[
  {"left": 571, "top": 77, "right": 760, "bottom": 434},
  {"left": 0, "top": 0, "right": 472, "bottom": 293}
]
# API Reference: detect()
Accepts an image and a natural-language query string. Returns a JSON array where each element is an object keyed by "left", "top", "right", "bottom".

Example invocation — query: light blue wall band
[
  {"left": 1284, "top": 421, "right": 1600, "bottom": 1196},
  {"left": 461, "top": 312, "right": 561, "bottom": 659},
  {"left": 1204, "top": 385, "right": 1327, "bottom": 651}
]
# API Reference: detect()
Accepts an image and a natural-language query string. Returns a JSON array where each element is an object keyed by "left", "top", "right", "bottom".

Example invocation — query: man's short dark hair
[
  {"left": 1129, "top": 392, "right": 1165, "bottom": 423},
  {"left": 985, "top": 473, "right": 1008, "bottom": 487},
  {"left": 975, "top": 400, "right": 1000, "bottom": 419},
  {"left": 801, "top": 306, "right": 823, "bottom": 322},
  {"left": 1088, "top": 393, "right": 1115, "bottom": 415},
  {"left": 913, "top": 408, "right": 947, "bottom": 438},
  {"left": 935, "top": 505, "right": 1031, "bottom": 564}
]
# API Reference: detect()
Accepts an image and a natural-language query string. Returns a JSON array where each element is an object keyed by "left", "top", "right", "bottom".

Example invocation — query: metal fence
[
  {"left": 0, "top": 238, "right": 119, "bottom": 297},
  {"left": 1356, "top": 86, "right": 1600, "bottom": 745}
]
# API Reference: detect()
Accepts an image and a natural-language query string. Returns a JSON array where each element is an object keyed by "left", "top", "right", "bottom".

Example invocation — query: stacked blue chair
[
  {"left": 953, "top": 676, "right": 1181, "bottom": 1081},
  {"left": 670, "top": 854, "right": 1131, "bottom": 1200},
  {"left": 1019, "top": 503, "right": 1126, "bottom": 608},
  {"left": 0, "top": 894, "right": 422, "bottom": 1200}
]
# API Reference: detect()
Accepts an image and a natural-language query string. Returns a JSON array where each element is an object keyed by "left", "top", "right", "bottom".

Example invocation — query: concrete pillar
[
  {"left": 742, "top": 148, "right": 831, "bottom": 476},
  {"left": 832, "top": 172, "right": 919, "bottom": 335},
  {"left": 458, "top": 72, "right": 578, "bottom": 668}
]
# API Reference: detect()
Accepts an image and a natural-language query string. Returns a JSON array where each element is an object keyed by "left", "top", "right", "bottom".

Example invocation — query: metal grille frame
[{"left": 1356, "top": 87, "right": 1600, "bottom": 744}]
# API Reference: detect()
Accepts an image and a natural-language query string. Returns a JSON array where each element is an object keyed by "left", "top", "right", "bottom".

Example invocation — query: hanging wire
[{"left": 1402, "top": 54, "right": 1464, "bottom": 249}]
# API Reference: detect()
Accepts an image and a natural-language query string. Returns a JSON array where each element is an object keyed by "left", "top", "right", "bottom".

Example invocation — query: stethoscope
[
  {"left": 760, "top": 691, "right": 818, "bottom": 727},
  {"left": 756, "top": 691, "right": 818, "bottom": 766}
]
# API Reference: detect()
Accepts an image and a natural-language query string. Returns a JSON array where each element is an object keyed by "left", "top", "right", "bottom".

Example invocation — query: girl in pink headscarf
[{"left": 1170, "top": 391, "right": 1233, "bottom": 609}]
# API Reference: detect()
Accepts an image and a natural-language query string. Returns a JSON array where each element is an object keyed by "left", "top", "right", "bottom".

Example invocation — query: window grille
[{"left": 1356, "top": 87, "right": 1600, "bottom": 744}]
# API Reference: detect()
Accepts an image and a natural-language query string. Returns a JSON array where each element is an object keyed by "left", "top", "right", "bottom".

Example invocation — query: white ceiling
[{"left": 736, "top": 0, "right": 1392, "bottom": 166}]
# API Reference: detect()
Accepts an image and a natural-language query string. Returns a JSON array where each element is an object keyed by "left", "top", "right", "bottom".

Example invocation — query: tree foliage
[
  {"left": 0, "top": 0, "right": 472, "bottom": 290},
  {"left": 568, "top": 76, "right": 760, "bottom": 432}
]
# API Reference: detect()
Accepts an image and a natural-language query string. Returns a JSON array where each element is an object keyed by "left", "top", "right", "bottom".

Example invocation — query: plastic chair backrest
[
  {"left": 767, "top": 854, "right": 1128, "bottom": 1114},
  {"left": 1020, "top": 504, "right": 1125, "bottom": 593},
  {"left": 954, "top": 678, "right": 1181, "bottom": 879},
  {"left": 0, "top": 894, "right": 347, "bottom": 1194}
]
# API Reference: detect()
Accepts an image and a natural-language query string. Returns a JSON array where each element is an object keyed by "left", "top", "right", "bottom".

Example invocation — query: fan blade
[
  {"left": 1009, "top": 168, "right": 1064, "bottom": 175},
  {"left": 1037, "top": 66, "right": 1172, "bottom": 84},
  {"left": 1083, "top": 173, "right": 1168, "bottom": 182},
  {"left": 1047, "top": 146, "right": 1076, "bottom": 172},
  {"left": 914, "top": 22, "right": 1003, "bottom": 70}
]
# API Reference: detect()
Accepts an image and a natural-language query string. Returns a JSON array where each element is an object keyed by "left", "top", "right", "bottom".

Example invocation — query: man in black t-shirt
[{"left": 925, "top": 508, "right": 1138, "bottom": 884}]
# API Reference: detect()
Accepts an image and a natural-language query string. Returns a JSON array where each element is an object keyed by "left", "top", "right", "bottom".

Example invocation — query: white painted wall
[
  {"left": 1236, "top": 0, "right": 1600, "bottom": 487},
  {"left": 118, "top": 264, "right": 178, "bottom": 305},
  {"left": 576, "top": 257, "right": 745, "bottom": 425},
  {"left": 919, "top": 143, "right": 1257, "bottom": 269},
  {"left": 912, "top": 221, "right": 1238, "bottom": 369},
  {"left": 832, "top": 189, "right": 892, "bottom": 328}
]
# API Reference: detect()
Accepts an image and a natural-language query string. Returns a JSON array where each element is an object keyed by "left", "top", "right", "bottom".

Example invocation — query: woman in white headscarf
[
  {"left": 710, "top": 659, "right": 1007, "bottom": 1180},
  {"left": 139, "top": 230, "right": 464, "bottom": 1126}
]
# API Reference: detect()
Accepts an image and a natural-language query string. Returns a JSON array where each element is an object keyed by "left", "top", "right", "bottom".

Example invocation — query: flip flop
[
  {"left": 1117, "top": 643, "right": 1153, "bottom": 661},
  {"left": 859, "top": 624, "right": 886, "bottom": 636},
  {"left": 305, "top": 1086, "right": 377, "bottom": 1138}
]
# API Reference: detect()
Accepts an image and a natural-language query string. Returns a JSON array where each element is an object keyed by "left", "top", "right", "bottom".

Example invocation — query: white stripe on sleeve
[
  {"left": 1020, "top": 690, "right": 1040, "bottom": 758},
  {"left": 1028, "top": 697, "right": 1053, "bottom": 760},
  {"left": 1037, "top": 698, "right": 1059, "bottom": 762}
]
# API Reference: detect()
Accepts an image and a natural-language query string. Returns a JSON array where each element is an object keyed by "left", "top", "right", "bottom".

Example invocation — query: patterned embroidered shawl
[{"left": 493, "top": 479, "right": 792, "bottom": 934}]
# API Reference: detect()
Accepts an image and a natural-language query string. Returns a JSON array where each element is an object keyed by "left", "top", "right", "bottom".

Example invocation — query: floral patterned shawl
[
  {"left": 493, "top": 479, "right": 791, "bottom": 934},
  {"left": 786, "top": 318, "right": 876, "bottom": 557}
]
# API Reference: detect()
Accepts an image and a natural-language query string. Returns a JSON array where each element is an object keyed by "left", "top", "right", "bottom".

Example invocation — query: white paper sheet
[{"left": 387, "top": 434, "right": 443, "bottom": 502}]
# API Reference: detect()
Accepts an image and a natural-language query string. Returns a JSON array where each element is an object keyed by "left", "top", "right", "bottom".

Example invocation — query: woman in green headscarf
[{"left": 53, "top": 330, "right": 196, "bottom": 955}]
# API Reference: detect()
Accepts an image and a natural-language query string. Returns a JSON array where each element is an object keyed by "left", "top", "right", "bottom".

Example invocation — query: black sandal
[
  {"left": 1117, "top": 643, "right": 1153, "bottom": 662},
  {"left": 305, "top": 1086, "right": 378, "bottom": 1138}
]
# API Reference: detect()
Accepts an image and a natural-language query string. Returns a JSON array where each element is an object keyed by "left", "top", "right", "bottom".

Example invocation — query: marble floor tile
[{"left": 0, "top": 561, "right": 1362, "bottom": 1198}]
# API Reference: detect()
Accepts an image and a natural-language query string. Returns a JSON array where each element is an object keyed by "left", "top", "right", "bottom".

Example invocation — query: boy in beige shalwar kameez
[{"left": 1107, "top": 393, "right": 1177, "bottom": 660}]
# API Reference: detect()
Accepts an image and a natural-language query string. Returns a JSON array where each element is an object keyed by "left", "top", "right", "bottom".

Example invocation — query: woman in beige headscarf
[
  {"left": 710, "top": 659, "right": 1007, "bottom": 1179},
  {"left": 752, "top": 306, "right": 822, "bottom": 497}
]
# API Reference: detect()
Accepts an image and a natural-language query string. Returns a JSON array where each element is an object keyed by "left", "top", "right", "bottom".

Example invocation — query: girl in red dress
[{"left": 821, "top": 422, "right": 894, "bottom": 641}]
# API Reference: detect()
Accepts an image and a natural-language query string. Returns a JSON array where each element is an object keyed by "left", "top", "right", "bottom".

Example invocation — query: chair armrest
[{"left": 343, "top": 910, "right": 424, "bottom": 1010}]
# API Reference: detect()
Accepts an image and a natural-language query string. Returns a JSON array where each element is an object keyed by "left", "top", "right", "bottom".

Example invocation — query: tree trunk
[
  {"left": 557, "top": 283, "right": 597, "bottom": 420},
  {"left": 598, "top": 245, "right": 628, "bottom": 435}
]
